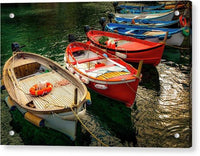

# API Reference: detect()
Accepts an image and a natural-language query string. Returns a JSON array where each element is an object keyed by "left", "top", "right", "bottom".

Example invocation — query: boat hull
[
  {"left": 118, "top": 4, "right": 165, "bottom": 11},
  {"left": 5, "top": 96, "right": 86, "bottom": 141},
  {"left": 65, "top": 65, "right": 140, "bottom": 107},
  {"left": 114, "top": 17, "right": 179, "bottom": 28},
  {"left": 105, "top": 24, "right": 185, "bottom": 46},
  {"left": 87, "top": 80, "right": 139, "bottom": 107},
  {"left": 119, "top": 8, "right": 172, "bottom": 14},
  {"left": 3, "top": 51, "right": 90, "bottom": 141},
  {"left": 86, "top": 30, "right": 165, "bottom": 66},
  {"left": 105, "top": 44, "right": 165, "bottom": 66},
  {"left": 164, "top": 4, "right": 185, "bottom": 10},
  {"left": 65, "top": 42, "right": 141, "bottom": 107},
  {"left": 115, "top": 10, "right": 174, "bottom": 21},
  {"left": 144, "top": 31, "right": 185, "bottom": 46}
]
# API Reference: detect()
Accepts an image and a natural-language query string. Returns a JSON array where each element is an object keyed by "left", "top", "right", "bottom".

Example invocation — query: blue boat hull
[
  {"left": 115, "top": 17, "right": 179, "bottom": 28},
  {"left": 119, "top": 4, "right": 165, "bottom": 11},
  {"left": 118, "top": 8, "right": 172, "bottom": 14},
  {"left": 105, "top": 23, "right": 187, "bottom": 46},
  {"left": 115, "top": 10, "right": 175, "bottom": 21}
]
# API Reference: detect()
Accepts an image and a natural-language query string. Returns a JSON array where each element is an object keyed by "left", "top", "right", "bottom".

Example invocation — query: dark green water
[{"left": 1, "top": 2, "right": 192, "bottom": 147}]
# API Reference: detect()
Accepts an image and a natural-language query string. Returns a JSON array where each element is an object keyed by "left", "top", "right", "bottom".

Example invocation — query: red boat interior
[
  {"left": 87, "top": 30, "right": 162, "bottom": 51},
  {"left": 67, "top": 44, "right": 137, "bottom": 81},
  {"left": 91, "top": 35, "right": 159, "bottom": 51}
]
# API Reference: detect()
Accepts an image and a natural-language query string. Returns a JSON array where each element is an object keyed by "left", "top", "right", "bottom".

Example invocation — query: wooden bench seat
[
  {"left": 71, "top": 56, "right": 104, "bottom": 65},
  {"left": 85, "top": 64, "right": 115, "bottom": 72}
]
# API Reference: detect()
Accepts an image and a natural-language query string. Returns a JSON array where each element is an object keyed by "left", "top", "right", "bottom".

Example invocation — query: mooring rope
[
  {"left": 69, "top": 106, "right": 109, "bottom": 147},
  {"left": 165, "top": 44, "right": 191, "bottom": 50}
]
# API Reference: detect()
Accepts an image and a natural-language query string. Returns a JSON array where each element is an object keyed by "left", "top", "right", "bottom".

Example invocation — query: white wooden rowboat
[{"left": 3, "top": 51, "right": 91, "bottom": 141}]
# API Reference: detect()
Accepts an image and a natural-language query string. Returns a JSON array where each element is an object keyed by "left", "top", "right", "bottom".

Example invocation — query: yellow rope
[{"left": 69, "top": 106, "right": 109, "bottom": 147}]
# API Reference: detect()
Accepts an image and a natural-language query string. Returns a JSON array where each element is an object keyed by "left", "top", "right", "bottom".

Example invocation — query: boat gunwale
[
  {"left": 119, "top": 8, "right": 173, "bottom": 15},
  {"left": 115, "top": 10, "right": 174, "bottom": 21},
  {"left": 65, "top": 42, "right": 139, "bottom": 84},
  {"left": 3, "top": 52, "right": 88, "bottom": 114},
  {"left": 114, "top": 17, "right": 180, "bottom": 27},
  {"left": 87, "top": 30, "right": 165, "bottom": 53},
  {"left": 106, "top": 23, "right": 183, "bottom": 33},
  {"left": 118, "top": 4, "right": 165, "bottom": 10}
]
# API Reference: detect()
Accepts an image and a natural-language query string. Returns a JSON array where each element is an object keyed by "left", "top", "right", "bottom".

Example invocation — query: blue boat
[
  {"left": 118, "top": 4, "right": 165, "bottom": 11},
  {"left": 118, "top": 8, "right": 172, "bottom": 14},
  {"left": 115, "top": 10, "right": 175, "bottom": 21},
  {"left": 105, "top": 23, "right": 189, "bottom": 46},
  {"left": 114, "top": 17, "right": 179, "bottom": 28}
]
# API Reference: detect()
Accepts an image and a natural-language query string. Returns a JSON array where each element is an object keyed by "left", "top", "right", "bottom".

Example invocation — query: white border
[{"left": 0, "top": 0, "right": 199, "bottom": 156}]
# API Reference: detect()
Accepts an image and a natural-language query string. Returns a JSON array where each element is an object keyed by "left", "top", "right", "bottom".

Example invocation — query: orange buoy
[{"left": 29, "top": 82, "right": 53, "bottom": 96}]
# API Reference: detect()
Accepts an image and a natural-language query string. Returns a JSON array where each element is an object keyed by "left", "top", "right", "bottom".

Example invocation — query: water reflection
[
  {"left": 133, "top": 61, "right": 191, "bottom": 147},
  {"left": 87, "top": 89, "right": 137, "bottom": 145},
  {"left": 130, "top": 63, "right": 160, "bottom": 92},
  {"left": 163, "top": 47, "right": 181, "bottom": 63}
]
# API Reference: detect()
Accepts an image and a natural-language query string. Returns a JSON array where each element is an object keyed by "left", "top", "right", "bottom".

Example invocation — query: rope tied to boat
[
  {"left": 69, "top": 87, "right": 109, "bottom": 147},
  {"left": 69, "top": 106, "right": 109, "bottom": 147},
  {"left": 165, "top": 44, "right": 191, "bottom": 50}
]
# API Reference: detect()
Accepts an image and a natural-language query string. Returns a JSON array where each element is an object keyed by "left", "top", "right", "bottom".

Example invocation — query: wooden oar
[
  {"left": 74, "top": 88, "right": 78, "bottom": 113},
  {"left": 7, "top": 68, "right": 32, "bottom": 105},
  {"left": 159, "top": 31, "right": 169, "bottom": 44},
  {"left": 136, "top": 60, "right": 143, "bottom": 78},
  {"left": 163, "top": 31, "right": 169, "bottom": 44}
]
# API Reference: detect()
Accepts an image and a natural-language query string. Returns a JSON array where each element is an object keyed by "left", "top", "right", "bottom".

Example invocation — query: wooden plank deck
[{"left": 18, "top": 71, "right": 82, "bottom": 110}]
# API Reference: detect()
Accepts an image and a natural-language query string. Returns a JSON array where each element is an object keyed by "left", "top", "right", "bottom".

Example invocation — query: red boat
[
  {"left": 86, "top": 30, "right": 166, "bottom": 66},
  {"left": 65, "top": 42, "right": 143, "bottom": 107}
]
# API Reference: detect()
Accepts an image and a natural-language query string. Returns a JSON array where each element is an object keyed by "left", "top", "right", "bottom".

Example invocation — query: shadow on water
[
  {"left": 128, "top": 43, "right": 192, "bottom": 95},
  {"left": 130, "top": 63, "right": 160, "bottom": 93},
  {"left": 163, "top": 47, "right": 181, "bottom": 64},
  {"left": 140, "top": 65, "right": 160, "bottom": 93},
  {"left": 162, "top": 45, "right": 192, "bottom": 75},
  {"left": 87, "top": 89, "right": 137, "bottom": 145}
]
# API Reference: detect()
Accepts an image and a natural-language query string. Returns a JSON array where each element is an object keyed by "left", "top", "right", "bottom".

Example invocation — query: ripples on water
[
  {"left": 133, "top": 61, "right": 191, "bottom": 147},
  {"left": 1, "top": 2, "right": 192, "bottom": 147}
]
